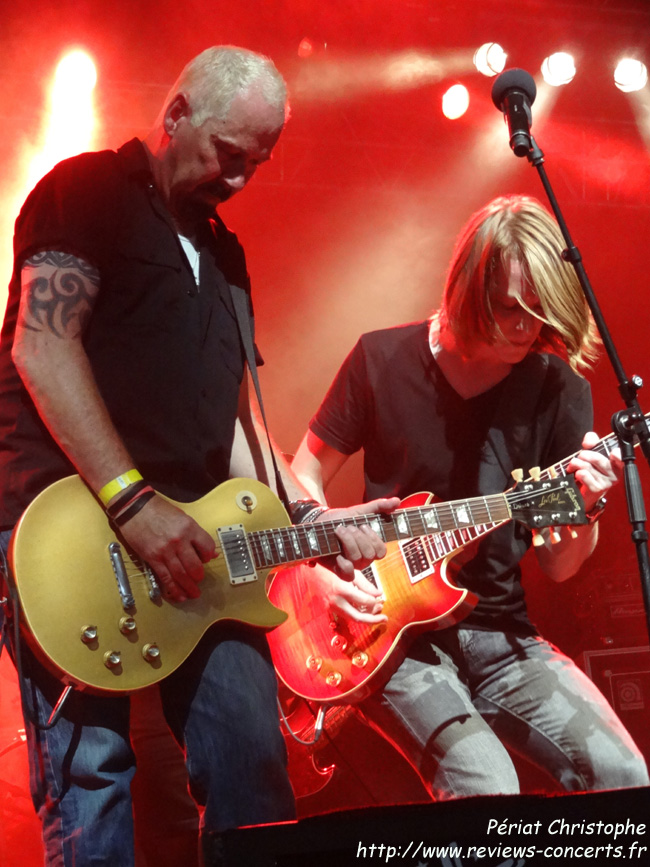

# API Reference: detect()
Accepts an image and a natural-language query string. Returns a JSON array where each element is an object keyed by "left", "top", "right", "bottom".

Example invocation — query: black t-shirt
[
  {"left": 310, "top": 320, "right": 593, "bottom": 632},
  {"left": 0, "top": 139, "right": 254, "bottom": 526}
]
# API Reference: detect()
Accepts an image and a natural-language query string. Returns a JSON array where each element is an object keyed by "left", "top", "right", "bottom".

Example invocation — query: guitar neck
[
  {"left": 247, "top": 492, "right": 513, "bottom": 571},
  {"left": 247, "top": 415, "right": 650, "bottom": 574},
  {"left": 545, "top": 411, "right": 650, "bottom": 481}
]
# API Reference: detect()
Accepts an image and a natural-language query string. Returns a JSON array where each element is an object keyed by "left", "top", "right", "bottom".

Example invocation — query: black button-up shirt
[{"left": 0, "top": 138, "right": 254, "bottom": 525}]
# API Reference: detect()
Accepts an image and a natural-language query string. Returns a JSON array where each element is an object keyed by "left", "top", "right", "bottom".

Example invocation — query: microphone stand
[{"left": 522, "top": 134, "right": 650, "bottom": 642}]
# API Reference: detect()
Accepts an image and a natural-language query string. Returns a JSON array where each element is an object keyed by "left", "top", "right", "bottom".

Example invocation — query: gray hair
[{"left": 166, "top": 46, "right": 288, "bottom": 126}]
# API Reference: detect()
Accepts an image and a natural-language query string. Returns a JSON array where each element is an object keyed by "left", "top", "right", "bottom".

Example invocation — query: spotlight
[
  {"left": 473, "top": 43, "right": 507, "bottom": 77},
  {"left": 614, "top": 57, "right": 648, "bottom": 93},
  {"left": 54, "top": 50, "right": 97, "bottom": 95},
  {"left": 442, "top": 84, "right": 469, "bottom": 120},
  {"left": 26, "top": 49, "right": 97, "bottom": 191},
  {"left": 541, "top": 52, "right": 576, "bottom": 86}
]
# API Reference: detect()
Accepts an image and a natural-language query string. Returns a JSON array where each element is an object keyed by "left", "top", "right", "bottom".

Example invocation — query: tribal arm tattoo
[{"left": 20, "top": 251, "right": 100, "bottom": 339}]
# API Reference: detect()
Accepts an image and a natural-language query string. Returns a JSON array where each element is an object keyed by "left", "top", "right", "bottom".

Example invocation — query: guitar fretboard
[
  {"left": 247, "top": 489, "right": 516, "bottom": 570},
  {"left": 228, "top": 413, "right": 650, "bottom": 578}
]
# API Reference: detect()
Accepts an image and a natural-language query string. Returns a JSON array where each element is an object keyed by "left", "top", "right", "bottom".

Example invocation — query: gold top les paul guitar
[{"left": 7, "top": 473, "right": 584, "bottom": 694}]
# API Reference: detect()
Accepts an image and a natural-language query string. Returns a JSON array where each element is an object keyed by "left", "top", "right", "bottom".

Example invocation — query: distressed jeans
[
  {"left": 361, "top": 626, "right": 649, "bottom": 799},
  {"left": 0, "top": 529, "right": 295, "bottom": 867}
]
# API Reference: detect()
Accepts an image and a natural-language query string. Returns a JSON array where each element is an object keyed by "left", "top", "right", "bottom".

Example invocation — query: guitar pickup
[
  {"left": 218, "top": 525, "right": 257, "bottom": 585},
  {"left": 108, "top": 542, "right": 136, "bottom": 609},
  {"left": 402, "top": 538, "right": 430, "bottom": 584}
]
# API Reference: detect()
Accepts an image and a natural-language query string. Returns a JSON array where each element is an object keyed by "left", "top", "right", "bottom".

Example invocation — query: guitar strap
[
  {"left": 478, "top": 352, "right": 550, "bottom": 493},
  {"left": 201, "top": 218, "right": 291, "bottom": 511},
  {"left": 227, "top": 282, "right": 292, "bottom": 513}
]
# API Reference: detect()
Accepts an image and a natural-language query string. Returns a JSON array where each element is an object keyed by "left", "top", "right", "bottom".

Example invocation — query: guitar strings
[{"left": 113, "top": 470, "right": 587, "bottom": 589}]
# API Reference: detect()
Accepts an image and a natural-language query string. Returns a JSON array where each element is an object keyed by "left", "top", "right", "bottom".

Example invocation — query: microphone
[{"left": 491, "top": 68, "right": 537, "bottom": 157}]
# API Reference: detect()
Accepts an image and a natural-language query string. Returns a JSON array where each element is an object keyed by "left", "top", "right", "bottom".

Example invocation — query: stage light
[
  {"left": 541, "top": 52, "right": 576, "bottom": 86},
  {"left": 53, "top": 49, "right": 97, "bottom": 94},
  {"left": 298, "top": 38, "right": 314, "bottom": 59},
  {"left": 25, "top": 50, "right": 98, "bottom": 189},
  {"left": 473, "top": 43, "right": 507, "bottom": 77},
  {"left": 442, "top": 84, "right": 469, "bottom": 120},
  {"left": 614, "top": 57, "right": 648, "bottom": 93},
  {"left": 46, "top": 51, "right": 97, "bottom": 163}
]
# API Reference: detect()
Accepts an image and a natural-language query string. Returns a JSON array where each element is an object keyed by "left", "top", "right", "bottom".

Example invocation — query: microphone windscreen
[{"left": 491, "top": 68, "right": 537, "bottom": 109}]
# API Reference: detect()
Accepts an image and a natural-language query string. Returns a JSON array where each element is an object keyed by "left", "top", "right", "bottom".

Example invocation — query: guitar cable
[
  {"left": 277, "top": 696, "right": 328, "bottom": 746},
  {"left": 6, "top": 581, "right": 74, "bottom": 731}
]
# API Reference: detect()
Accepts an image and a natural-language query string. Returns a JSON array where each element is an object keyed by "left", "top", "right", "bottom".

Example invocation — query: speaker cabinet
[{"left": 580, "top": 645, "right": 650, "bottom": 760}]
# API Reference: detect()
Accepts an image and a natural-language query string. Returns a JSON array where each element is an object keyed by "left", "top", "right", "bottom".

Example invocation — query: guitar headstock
[{"left": 507, "top": 472, "right": 587, "bottom": 529}]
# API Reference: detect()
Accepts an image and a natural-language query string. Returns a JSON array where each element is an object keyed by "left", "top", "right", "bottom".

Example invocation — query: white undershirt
[{"left": 178, "top": 233, "right": 200, "bottom": 285}]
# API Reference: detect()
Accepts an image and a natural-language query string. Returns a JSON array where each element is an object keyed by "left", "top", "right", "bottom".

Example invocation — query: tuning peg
[
  {"left": 548, "top": 466, "right": 558, "bottom": 479},
  {"left": 532, "top": 530, "right": 545, "bottom": 547},
  {"left": 529, "top": 467, "right": 541, "bottom": 481},
  {"left": 550, "top": 529, "right": 561, "bottom": 544},
  {"left": 569, "top": 528, "right": 578, "bottom": 539},
  {"left": 511, "top": 468, "right": 524, "bottom": 483}
]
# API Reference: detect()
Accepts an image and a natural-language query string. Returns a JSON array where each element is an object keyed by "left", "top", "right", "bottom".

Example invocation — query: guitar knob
[
  {"left": 325, "top": 671, "right": 342, "bottom": 687},
  {"left": 352, "top": 652, "right": 369, "bottom": 669},
  {"left": 331, "top": 634, "right": 348, "bottom": 651},
  {"left": 142, "top": 643, "right": 160, "bottom": 662},
  {"left": 103, "top": 650, "right": 121, "bottom": 669},
  {"left": 119, "top": 616, "right": 137, "bottom": 635},
  {"left": 80, "top": 625, "right": 98, "bottom": 644},
  {"left": 306, "top": 655, "right": 323, "bottom": 672}
]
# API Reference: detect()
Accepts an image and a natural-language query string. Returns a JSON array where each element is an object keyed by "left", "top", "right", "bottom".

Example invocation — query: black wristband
[
  {"left": 289, "top": 498, "right": 322, "bottom": 524},
  {"left": 105, "top": 480, "right": 148, "bottom": 518},
  {"left": 113, "top": 489, "right": 156, "bottom": 527}
]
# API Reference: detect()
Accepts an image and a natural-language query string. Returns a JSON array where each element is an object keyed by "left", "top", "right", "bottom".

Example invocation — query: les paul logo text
[{"left": 539, "top": 492, "right": 565, "bottom": 507}]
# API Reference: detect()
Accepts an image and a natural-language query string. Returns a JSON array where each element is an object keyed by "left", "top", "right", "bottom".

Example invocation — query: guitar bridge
[{"left": 218, "top": 525, "right": 257, "bottom": 585}]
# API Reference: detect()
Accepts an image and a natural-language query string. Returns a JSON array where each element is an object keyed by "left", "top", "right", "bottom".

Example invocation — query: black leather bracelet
[
  {"left": 113, "top": 489, "right": 156, "bottom": 527},
  {"left": 289, "top": 498, "right": 322, "bottom": 524},
  {"left": 105, "top": 480, "right": 148, "bottom": 518}
]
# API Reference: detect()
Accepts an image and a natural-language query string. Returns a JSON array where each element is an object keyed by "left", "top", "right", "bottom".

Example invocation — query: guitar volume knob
[
  {"left": 119, "top": 616, "right": 137, "bottom": 634},
  {"left": 103, "top": 650, "right": 121, "bottom": 669},
  {"left": 352, "top": 652, "right": 369, "bottom": 669},
  {"left": 306, "top": 655, "right": 323, "bottom": 672},
  {"left": 80, "top": 625, "right": 98, "bottom": 644},
  {"left": 325, "top": 671, "right": 342, "bottom": 687},
  {"left": 331, "top": 634, "right": 347, "bottom": 651},
  {"left": 142, "top": 643, "right": 160, "bottom": 662}
]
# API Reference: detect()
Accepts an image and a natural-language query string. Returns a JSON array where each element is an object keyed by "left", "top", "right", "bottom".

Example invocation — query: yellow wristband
[{"left": 98, "top": 469, "right": 143, "bottom": 506}]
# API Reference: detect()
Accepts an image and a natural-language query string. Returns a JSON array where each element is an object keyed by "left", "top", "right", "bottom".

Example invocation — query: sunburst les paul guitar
[
  {"left": 267, "top": 423, "right": 644, "bottom": 705},
  {"left": 7, "top": 472, "right": 583, "bottom": 695}
]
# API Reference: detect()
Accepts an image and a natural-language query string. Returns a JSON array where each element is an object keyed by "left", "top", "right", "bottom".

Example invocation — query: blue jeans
[
  {"left": 0, "top": 530, "right": 295, "bottom": 867},
  {"left": 361, "top": 626, "right": 650, "bottom": 798}
]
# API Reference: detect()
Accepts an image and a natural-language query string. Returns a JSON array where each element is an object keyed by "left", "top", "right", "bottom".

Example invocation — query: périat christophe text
[{"left": 355, "top": 816, "right": 648, "bottom": 862}]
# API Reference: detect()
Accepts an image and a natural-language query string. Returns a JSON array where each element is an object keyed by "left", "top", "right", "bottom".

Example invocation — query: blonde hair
[
  {"left": 163, "top": 45, "right": 288, "bottom": 127},
  {"left": 438, "top": 195, "right": 599, "bottom": 372}
]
